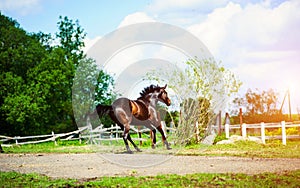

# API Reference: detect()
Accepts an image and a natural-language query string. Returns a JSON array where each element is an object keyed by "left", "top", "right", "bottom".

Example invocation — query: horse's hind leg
[
  {"left": 157, "top": 124, "right": 172, "bottom": 150},
  {"left": 150, "top": 129, "right": 157, "bottom": 149},
  {"left": 127, "top": 134, "right": 141, "bottom": 152},
  {"left": 122, "top": 124, "right": 133, "bottom": 154}
]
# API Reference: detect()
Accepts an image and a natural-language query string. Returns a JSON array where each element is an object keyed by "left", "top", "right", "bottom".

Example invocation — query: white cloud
[
  {"left": 83, "top": 36, "right": 102, "bottom": 53},
  {"left": 186, "top": 1, "right": 300, "bottom": 68},
  {"left": 148, "top": 0, "right": 228, "bottom": 14},
  {"left": 0, "top": 0, "right": 42, "bottom": 15},
  {"left": 146, "top": 0, "right": 229, "bottom": 26},
  {"left": 187, "top": 2, "right": 242, "bottom": 56},
  {"left": 227, "top": 1, "right": 300, "bottom": 50},
  {"left": 109, "top": 0, "right": 300, "bottom": 107},
  {"left": 118, "top": 12, "right": 156, "bottom": 28}
]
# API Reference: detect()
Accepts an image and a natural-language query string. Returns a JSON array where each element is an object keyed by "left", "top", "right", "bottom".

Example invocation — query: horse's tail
[{"left": 84, "top": 105, "right": 114, "bottom": 129}]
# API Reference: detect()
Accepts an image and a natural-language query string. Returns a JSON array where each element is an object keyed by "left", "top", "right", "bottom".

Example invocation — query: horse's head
[
  {"left": 139, "top": 84, "right": 171, "bottom": 106},
  {"left": 158, "top": 84, "right": 171, "bottom": 106}
]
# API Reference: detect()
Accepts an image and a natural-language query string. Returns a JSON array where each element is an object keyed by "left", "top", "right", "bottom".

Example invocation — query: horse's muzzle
[{"left": 166, "top": 98, "right": 171, "bottom": 106}]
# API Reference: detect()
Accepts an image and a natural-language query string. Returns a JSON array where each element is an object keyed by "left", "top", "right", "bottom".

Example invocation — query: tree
[
  {"left": 72, "top": 58, "right": 116, "bottom": 128},
  {"left": 56, "top": 16, "right": 86, "bottom": 66},
  {"left": 0, "top": 13, "right": 47, "bottom": 80},
  {"left": 147, "top": 58, "right": 241, "bottom": 145},
  {"left": 0, "top": 13, "right": 48, "bottom": 135},
  {"left": 0, "top": 13, "right": 116, "bottom": 136},
  {"left": 232, "top": 88, "right": 285, "bottom": 123}
]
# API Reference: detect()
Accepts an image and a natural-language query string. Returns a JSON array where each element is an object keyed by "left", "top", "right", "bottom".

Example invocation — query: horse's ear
[{"left": 163, "top": 84, "right": 167, "bottom": 89}]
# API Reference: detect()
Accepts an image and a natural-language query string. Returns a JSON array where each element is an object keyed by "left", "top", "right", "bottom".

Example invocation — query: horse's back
[
  {"left": 112, "top": 97, "right": 150, "bottom": 123},
  {"left": 112, "top": 97, "right": 131, "bottom": 109}
]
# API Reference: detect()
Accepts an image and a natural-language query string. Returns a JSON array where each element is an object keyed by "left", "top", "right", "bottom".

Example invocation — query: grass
[
  {"left": 1, "top": 170, "right": 300, "bottom": 187},
  {"left": 1, "top": 139, "right": 300, "bottom": 187},
  {"left": 179, "top": 139, "right": 300, "bottom": 158},
  {"left": 3, "top": 138, "right": 300, "bottom": 158},
  {"left": 2, "top": 140, "right": 94, "bottom": 154}
]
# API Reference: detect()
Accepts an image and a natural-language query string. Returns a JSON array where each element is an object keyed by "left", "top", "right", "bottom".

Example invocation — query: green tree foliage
[
  {"left": 72, "top": 58, "right": 116, "bottom": 128},
  {"left": 164, "top": 111, "right": 179, "bottom": 127},
  {"left": 0, "top": 13, "right": 48, "bottom": 135},
  {"left": 0, "top": 14, "right": 47, "bottom": 80},
  {"left": 0, "top": 13, "right": 115, "bottom": 136},
  {"left": 232, "top": 89, "right": 285, "bottom": 123},
  {"left": 56, "top": 16, "right": 86, "bottom": 66}
]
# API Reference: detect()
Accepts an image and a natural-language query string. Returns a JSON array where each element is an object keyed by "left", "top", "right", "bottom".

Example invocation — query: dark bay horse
[{"left": 90, "top": 84, "right": 172, "bottom": 153}]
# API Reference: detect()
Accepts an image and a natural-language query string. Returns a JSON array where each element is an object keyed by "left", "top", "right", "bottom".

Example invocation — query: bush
[
  {"left": 213, "top": 133, "right": 227, "bottom": 144},
  {"left": 266, "top": 127, "right": 299, "bottom": 136}
]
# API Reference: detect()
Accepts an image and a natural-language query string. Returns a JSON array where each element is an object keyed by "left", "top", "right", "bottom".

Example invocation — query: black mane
[{"left": 139, "top": 84, "right": 161, "bottom": 99}]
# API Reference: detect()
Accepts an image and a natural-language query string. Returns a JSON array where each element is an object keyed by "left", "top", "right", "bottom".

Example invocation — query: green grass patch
[
  {"left": 3, "top": 138, "right": 300, "bottom": 158},
  {"left": 2, "top": 135, "right": 164, "bottom": 154},
  {"left": 1, "top": 170, "right": 300, "bottom": 187},
  {"left": 3, "top": 140, "right": 94, "bottom": 154},
  {"left": 178, "top": 139, "right": 300, "bottom": 158}
]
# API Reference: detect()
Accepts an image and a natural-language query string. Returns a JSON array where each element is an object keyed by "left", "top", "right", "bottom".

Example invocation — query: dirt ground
[{"left": 1, "top": 153, "right": 300, "bottom": 179}]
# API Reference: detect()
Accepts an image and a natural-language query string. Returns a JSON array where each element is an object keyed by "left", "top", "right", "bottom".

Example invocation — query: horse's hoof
[
  {"left": 152, "top": 145, "right": 156, "bottom": 149},
  {"left": 135, "top": 148, "right": 142, "bottom": 152},
  {"left": 164, "top": 142, "right": 171, "bottom": 150},
  {"left": 126, "top": 150, "right": 134, "bottom": 154}
]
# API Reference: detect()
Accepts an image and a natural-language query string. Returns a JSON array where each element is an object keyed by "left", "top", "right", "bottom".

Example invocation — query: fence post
[
  {"left": 261, "top": 122, "right": 266, "bottom": 144},
  {"left": 242, "top": 123, "right": 247, "bottom": 138},
  {"left": 79, "top": 132, "right": 82, "bottom": 144},
  {"left": 14, "top": 136, "right": 19, "bottom": 145},
  {"left": 52, "top": 131, "right": 57, "bottom": 146},
  {"left": 281, "top": 121, "right": 286, "bottom": 145},
  {"left": 225, "top": 124, "right": 230, "bottom": 138},
  {"left": 195, "top": 122, "right": 200, "bottom": 142},
  {"left": 116, "top": 125, "right": 119, "bottom": 140},
  {"left": 239, "top": 108, "right": 243, "bottom": 136},
  {"left": 218, "top": 110, "right": 222, "bottom": 135},
  {"left": 110, "top": 124, "right": 113, "bottom": 145}
]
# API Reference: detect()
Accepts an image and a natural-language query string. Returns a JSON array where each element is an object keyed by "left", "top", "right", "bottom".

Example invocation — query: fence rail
[
  {"left": 0, "top": 126, "right": 88, "bottom": 147},
  {"left": 81, "top": 122, "right": 174, "bottom": 145},
  {"left": 224, "top": 121, "right": 300, "bottom": 145},
  {"left": 1, "top": 121, "right": 299, "bottom": 147},
  {"left": 0, "top": 121, "right": 174, "bottom": 147}
]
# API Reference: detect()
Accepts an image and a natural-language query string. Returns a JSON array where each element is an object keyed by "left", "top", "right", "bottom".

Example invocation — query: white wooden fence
[
  {"left": 1, "top": 121, "right": 299, "bottom": 147},
  {"left": 0, "top": 126, "right": 88, "bottom": 147},
  {"left": 0, "top": 121, "right": 175, "bottom": 147},
  {"left": 224, "top": 121, "right": 300, "bottom": 145},
  {"left": 82, "top": 121, "right": 176, "bottom": 145}
]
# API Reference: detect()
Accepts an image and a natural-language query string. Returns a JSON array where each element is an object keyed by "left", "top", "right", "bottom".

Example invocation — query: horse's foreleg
[
  {"left": 150, "top": 129, "right": 157, "bottom": 149},
  {"left": 157, "top": 124, "right": 171, "bottom": 150},
  {"left": 122, "top": 124, "right": 133, "bottom": 154}
]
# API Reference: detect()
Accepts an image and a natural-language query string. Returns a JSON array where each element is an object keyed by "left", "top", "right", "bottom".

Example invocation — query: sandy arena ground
[{"left": 1, "top": 153, "right": 300, "bottom": 179}]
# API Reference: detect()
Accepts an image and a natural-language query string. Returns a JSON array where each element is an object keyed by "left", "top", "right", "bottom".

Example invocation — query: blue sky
[
  {"left": 0, "top": 0, "right": 150, "bottom": 37},
  {"left": 1, "top": 0, "right": 299, "bottom": 113}
]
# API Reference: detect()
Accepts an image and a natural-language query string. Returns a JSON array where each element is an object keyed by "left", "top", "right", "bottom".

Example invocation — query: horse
[{"left": 90, "top": 84, "right": 172, "bottom": 153}]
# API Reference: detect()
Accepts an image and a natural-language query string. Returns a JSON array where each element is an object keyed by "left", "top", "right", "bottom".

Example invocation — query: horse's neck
[
  {"left": 149, "top": 94, "right": 159, "bottom": 107},
  {"left": 138, "top": 93, "right": 159, "bottom": 107}
]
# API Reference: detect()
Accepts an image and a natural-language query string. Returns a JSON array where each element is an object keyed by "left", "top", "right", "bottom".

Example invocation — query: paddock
[{"left": 1, "top": 153, "right": 300, "bottom": 179}]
